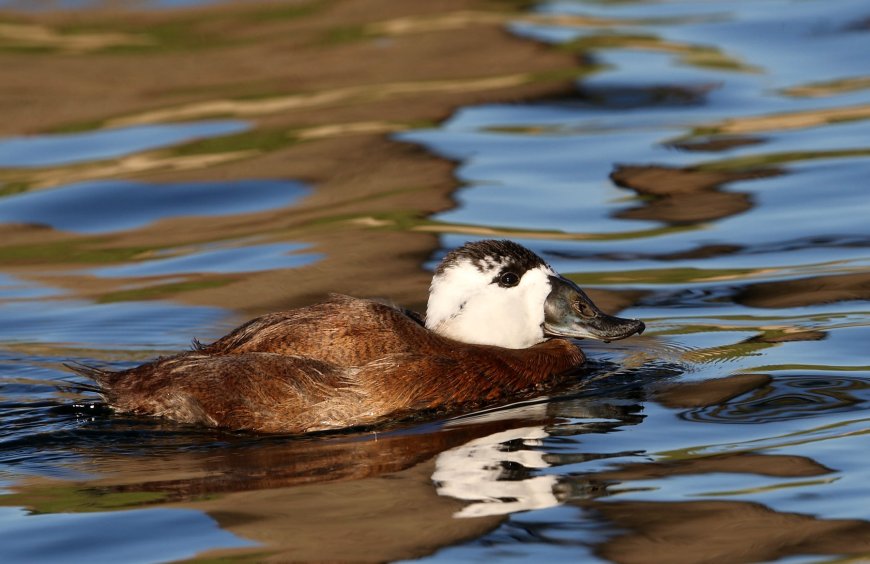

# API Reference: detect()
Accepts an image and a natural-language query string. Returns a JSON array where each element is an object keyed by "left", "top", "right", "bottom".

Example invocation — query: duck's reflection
[
  {"left": 428, "top": 372, "right": 870, "bottom": 563},
  {"left": 432, "top": 398, "right": 642, "bottom": 518},
  {"left": 80, "top": 408, "right": 559, "bottom": 500},
  {"left": 433, "top": 425, "right": 559, "bottom": 518}
]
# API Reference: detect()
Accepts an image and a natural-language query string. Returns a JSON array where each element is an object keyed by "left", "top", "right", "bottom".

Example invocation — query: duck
[{"left": 72, "top": 240, "right": 645, "bottom": 434}]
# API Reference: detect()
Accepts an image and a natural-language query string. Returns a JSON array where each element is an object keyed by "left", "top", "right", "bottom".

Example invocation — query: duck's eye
[
  {"left": 499, "top": 271, "right": 520, "bottom": 288},
  {"left": 574, "top": 300, "right": 595, "bottom": 318}
]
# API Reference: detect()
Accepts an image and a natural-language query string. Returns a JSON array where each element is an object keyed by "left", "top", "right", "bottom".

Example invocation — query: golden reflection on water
[
  {"left": 706, "top": 103, "right": 870, "bottom": 135},
  {"left": 0, "top": 21, "right": 150, "bottom": 52},
  {"left": 109, "top": 74, "right": 538, "bottom": 127},
  {"left": 1, "top": 150, "right": 256, "bottom": 192}
]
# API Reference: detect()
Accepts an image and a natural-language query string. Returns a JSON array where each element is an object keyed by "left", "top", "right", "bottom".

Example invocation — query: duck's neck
[
  {"left": 435, "top": 338, "right": 585, "bottom": 406},
  {"left": 495, "top": 338, "right": 585, "bottom": 387},
  {"left": 356, "top": 336, "right": 585, "bottom": 419}
]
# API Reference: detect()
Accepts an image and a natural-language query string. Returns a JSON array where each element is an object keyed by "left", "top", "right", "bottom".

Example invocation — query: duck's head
[{"left": 426, "top": 240, "right": 645, "bottom": 349}]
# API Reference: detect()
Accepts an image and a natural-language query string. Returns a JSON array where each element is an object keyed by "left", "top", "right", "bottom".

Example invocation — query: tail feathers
[
  {"left": 55, "top": 377, "right": 103, "bottom": 395},
  {"left": 64, "top": 361, "right": 118, "bottom": 389}
]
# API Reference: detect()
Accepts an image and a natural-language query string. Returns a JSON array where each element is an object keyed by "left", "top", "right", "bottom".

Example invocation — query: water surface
[{"left": 1, "top": 0, "right": 869, "bottom": 562}]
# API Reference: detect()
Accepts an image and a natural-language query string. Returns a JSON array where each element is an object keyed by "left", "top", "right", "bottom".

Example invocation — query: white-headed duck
[{"left": 73, "top": 240, "right": 644, "bottom": 433}]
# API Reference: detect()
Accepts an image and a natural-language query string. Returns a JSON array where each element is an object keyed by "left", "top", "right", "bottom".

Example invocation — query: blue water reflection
[
  {"left": 0, "top": 506, "right": 253, "bottom": 563},
  {"left": 0, "top": 299, "right": 226, "bottom": 349},
  {"left": 0, "top": 121, "right": 247, "bottom": 168},
  {"left": 0, "top": 274, "right": 60, "bottom": 300},
  {"left": 90, "top": 242, "right": 323, "bottom": 278},
  {"left": 0, "top": 179, "right": 309, "bottom": 234},
  {"left": 411, "top": 1, "right": 870, "bottom": 558},
  {"left": 535, "top": 0, "right": 870, "bottom": 89}
]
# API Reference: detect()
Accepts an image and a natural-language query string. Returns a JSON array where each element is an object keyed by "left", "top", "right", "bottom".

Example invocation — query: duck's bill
[{"left": 543, "top": 275, "right": 645, "bottom": 342}]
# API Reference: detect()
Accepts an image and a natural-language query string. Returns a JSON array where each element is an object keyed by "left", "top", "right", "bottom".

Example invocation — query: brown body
[{"left": 85, "top": 295, "right": 585, "bottom": 433}]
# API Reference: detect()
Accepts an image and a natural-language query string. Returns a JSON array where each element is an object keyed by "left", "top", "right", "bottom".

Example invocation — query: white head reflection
[{"left": 431, "top": 425, "right": 559, "bottom": 518}]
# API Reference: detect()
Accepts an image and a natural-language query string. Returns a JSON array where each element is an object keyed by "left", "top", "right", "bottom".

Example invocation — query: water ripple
[
  {"left": 0, "top": 178, "right": 309, "bottom": 234},
  {"left": 679, "top": 374, "right": 870, "bottom": 424},
  {"left": 0, "top": 121, "right": 247, "bottom": 169}
]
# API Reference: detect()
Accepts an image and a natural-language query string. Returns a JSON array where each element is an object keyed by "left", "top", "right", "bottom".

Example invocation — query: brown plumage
[
  {"left": 72, "top": 240, "right": 645, "bottom": 434},
  {"left": 80, "top": 295, "right": 583, "bottom": 434}
]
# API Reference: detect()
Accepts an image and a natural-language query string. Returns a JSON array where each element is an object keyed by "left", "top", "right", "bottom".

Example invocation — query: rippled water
[
  {"left": 0, "top": 0, "right": 219, "bottom": 9},
  {"left": 1, "top": 0, "right": 869, "bottom": 562}
]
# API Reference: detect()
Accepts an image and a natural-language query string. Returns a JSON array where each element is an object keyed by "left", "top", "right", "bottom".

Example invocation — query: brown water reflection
[
  {"left": 0, "top": 0, "right": 579, "bottom": 321},
  {"left": 563, "top": 448, "right": 870, "bottom": 563},
  {"left": 5, "top": 410, "right": 560, "bottom": 561},
  {"left": 573, "top": 374, "right": 870, "bottom": 563},
  {"left": 611, "top": 164, "right": 779, "bottom": 225},
  {"left": 738, "top": 272, "right": 870, "bottom": 309},
  {"left": 591, "top": 498, "right": 870, "bottom": 564},
  {"left": 0, "top": 3, "right": 584, "bottom": 558}
]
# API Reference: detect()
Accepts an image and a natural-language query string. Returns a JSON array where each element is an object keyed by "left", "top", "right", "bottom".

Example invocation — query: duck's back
[
  {"left": 200, "top": 294, "right": 434, "bottom": 365},
  {"left": 82, "top": 296, "right": 439, "bottom": 432}
]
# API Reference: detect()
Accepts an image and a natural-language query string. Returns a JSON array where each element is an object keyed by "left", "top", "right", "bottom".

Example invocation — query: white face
[{"left": 425, "top": 258, "right": 557, "bottom": 349}]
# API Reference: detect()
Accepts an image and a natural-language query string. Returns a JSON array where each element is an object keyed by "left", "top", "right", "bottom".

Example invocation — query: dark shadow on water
[
  {"left": 610, "top": 164, "right": 780, "bottom": 225},
  {"left": 629, "top": 266, "right": 870, "bottom": 311},
  {"left": 668, "top": 135, "right": 766, "bottom": 153},
  {"left": 662, "top": 373, "right": 870, "bottom": 424},
  {"left": 554, "top": 82, "right": 717, "bottom": 110},
  {"left": 583, "top": 494, "right": 870, "bottom": 564},
  {"left": 737, "top": 272, "right": 870, "bottom": 308}
]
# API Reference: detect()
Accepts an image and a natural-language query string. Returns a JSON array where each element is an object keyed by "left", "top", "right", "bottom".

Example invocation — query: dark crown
[{"left": 435, "top": 240, "right": 547, "bottom": 276}]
